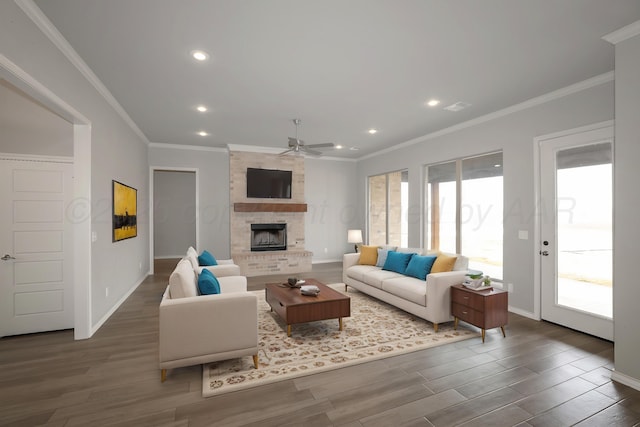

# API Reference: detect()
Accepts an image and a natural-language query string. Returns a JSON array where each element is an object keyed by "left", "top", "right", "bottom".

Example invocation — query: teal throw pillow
[
  {"left": 198, "top": 269, "right": 220, "bottom": 295},
  {"left": 382, "top": 251, "right": 415, "bottom": 274},
  {"left": 198, "top": 250, "right": 218, "bottom": 266},
  {"left": 376, "top": 248, "right": 392, "bottom": 268},
  {"left": 404, "top": 255, "right": 437, "bottom": 280}
]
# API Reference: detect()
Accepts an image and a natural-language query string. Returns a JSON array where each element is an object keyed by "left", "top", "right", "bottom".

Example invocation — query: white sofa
[
  {"left": 343, "top": 249, "right": 468, "bottom": 332},
  {"left": 159, "top": 251, "right": 258, "bottom": 382}
]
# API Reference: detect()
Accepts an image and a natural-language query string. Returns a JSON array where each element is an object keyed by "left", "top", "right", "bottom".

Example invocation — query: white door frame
[
  {"left": 0, "top": 54, "right": 93, "bottom": 340},
  {"left": 533, "top": 120, "right": 614, "bottom": 323},
  {"left": 149, "top": 167, "right": 199, "bottom": 274}
]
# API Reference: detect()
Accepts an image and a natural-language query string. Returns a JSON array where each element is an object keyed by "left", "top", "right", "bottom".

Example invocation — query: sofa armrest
[
  {"left": 425, "top": 271, "right": 467, "bottom": 319},
  {"left": 343, "top": 253, "right": 360, "bottom": 269},
  {"left": 197, "top": 263, "right": 241, "bottom": 277},
  {"left": 218, "top": 275, "right": 247, "bottom": 293},
  {"left": 159, "top": 287, "right": 258, "bottom": 363}
]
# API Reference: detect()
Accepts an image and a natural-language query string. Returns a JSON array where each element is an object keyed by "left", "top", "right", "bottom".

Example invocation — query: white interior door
[
  {"left": 539, "top": 126, "right": 613, "bottom": 340},
  {"left": 0, "top": 159, "right": 74, "bottom": 337}
]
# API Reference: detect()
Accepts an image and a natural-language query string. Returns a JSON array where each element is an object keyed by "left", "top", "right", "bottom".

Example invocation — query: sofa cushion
[
  {"left": 382, "top": 251, "right": 415, "bottom": 274},
  {"left": 198, "top": 269, "right": 221, "bottom": 295},
  {"left": 397, "top": 247, "right": 424, "bottom": 255},
  {"left": 198, "top": 250, "right": 218, "bottom": 266},
  {"left": 376, "top": 247, "right": 392, "bottom": 268},
  {"left": 362, "top": 268, "right": 405, "bottom": 289},
  {"left": 169, "top": 259, "right": 198, "bottom": 299},
  {"left": 381, "top": 276, "right": 427, "bottom": 306},
  {"left": 346, "top": 264, "right": 379, "bottom": 282},
  {"left": 405, "top": 255, "right": 437, "bottom": 280},
  {"left": 186, "top": 246, "right": 199, "bottom": 270},
  {"left": 431, "top": 254, "right": 457, "bottom": 273},
  {"left": 358, "top": 245, "right": 379, "bottom": 265}
]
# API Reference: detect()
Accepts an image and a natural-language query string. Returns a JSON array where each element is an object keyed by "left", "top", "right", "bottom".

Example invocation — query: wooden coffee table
[{"left": 265, "top": 279, "right": 350, "bottom": 337}]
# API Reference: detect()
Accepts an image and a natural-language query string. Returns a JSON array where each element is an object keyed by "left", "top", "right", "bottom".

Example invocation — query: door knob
[
  {"left": 1, "top": 254, "right": 16, "bottom": 261},
  {"left": 540, "top": 250, "right": 549, "bottom": 256}
]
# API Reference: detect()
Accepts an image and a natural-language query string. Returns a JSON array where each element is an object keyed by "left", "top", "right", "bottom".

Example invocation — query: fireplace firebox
[{"left": 251, "top": 223, "right": 287, "bottom": 251}]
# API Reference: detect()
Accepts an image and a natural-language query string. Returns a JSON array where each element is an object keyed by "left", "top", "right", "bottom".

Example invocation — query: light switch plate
[{"left": 518, "top": 230, "right": 528, "bottom": 240}]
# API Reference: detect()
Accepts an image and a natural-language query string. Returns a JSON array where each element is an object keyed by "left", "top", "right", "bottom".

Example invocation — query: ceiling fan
[{"left": 279, "top": 119, "right": 334, "bottom": 156}]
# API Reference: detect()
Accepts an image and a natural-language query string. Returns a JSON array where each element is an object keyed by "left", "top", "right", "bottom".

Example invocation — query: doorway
[
  {"left": 537, "top": 123, "right": 613, "bottom": 340},
  {"left": 150, "top": 168, "right": 198, "bottom": 271}
]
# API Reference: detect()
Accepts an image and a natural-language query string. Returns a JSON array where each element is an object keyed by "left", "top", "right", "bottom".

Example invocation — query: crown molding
[
  {"left": 0, "top": 152, "right": 73, "bottom": 163},
  {"left": 360, "top": 71, "right": 614, "bottom": 161},
  {"left": 14, "top": 0, "right": 149, "bottom": 145},
  {"left": 603, "top": 20, "right": 640, "bottom": 45},
  {"left": 149, "top": 142, "right": 227, "bottom": 153}
]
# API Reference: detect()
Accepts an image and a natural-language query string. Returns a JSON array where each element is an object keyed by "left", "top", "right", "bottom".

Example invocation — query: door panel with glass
[{"left": 539, "top": 127, "right": 613, "bottom": 340}]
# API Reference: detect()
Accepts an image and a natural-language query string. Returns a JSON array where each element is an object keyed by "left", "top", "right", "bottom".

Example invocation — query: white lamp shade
[{"left": 347, "top": 229, "right": 363, "bottom": 244}]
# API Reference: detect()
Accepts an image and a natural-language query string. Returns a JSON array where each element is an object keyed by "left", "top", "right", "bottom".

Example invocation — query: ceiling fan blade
[
  {"left": 306, "top": 143, "right": 335, "bottom": 149},
  {"left": 279, "top": 148, "right": 294, "bottom": 156}
]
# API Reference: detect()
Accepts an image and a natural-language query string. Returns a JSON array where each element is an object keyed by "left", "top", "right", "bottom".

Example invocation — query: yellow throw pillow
[
  {"left": 358, "top": 245, "right": 379, "bottom": 265},
  {"left": 431, "top": 254, "right": 457, "bottom": 273}
]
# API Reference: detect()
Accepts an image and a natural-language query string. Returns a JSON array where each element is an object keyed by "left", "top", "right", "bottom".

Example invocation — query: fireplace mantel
[{"left": 234, "top": 202, "right": 307, "bottom": 213}]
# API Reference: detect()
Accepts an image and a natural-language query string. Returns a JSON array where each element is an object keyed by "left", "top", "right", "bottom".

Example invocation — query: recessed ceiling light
[
  {"left": 196, "top": 105, "right": 208, "bottom": 112},
  {"left": 494, "top": 164, "right": 501, "bottom": 168},
  {"left": 368, "top": 129, "right": 378, "bottom": 135},
  {"left": 198, "top": 131, "right": 209, "bottom": 136},
  {"left": 335, "top": 145, "right": 343, "bottom": 149},
  {"left": 191, "top": 50, "right": 209, "bottom": 61},
  {"left": 427, "top": 99, "right": 440, "bottom": 107}
]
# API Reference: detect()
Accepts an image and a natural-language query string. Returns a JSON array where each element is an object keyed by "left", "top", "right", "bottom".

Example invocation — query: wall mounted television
[{"left": 246, "top": 167, "right": 292, "bottom": 199}]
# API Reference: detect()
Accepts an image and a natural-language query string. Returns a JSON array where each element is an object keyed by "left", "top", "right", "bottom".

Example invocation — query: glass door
[{"left": 539, "top": 126, "right": 613, "bottom": 340}]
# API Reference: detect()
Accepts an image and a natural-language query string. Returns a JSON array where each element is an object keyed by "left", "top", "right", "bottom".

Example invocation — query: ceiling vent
[{"left": 444, "top": 101, "right": 472, "bottom": 112}]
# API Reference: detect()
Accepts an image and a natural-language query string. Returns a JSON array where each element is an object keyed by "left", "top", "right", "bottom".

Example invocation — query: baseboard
[
  {"left": 312, "top": 258, "right": 342, "bottom": 264},
  {"left": 90, "top": 271, "right": 149, "bottom": 336},
  {"left": 611, "top": 370, "right": 640, "bottom": 391},
  {"left": 508, "top": 305, "right": 538, "bottom": 320}
]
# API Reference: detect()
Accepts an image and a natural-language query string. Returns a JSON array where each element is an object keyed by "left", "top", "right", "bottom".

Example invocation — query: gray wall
[
  {"left": 148, "top": 146, "right": 231, "bottom": 258},
  {"left": 153, "top": 170, "right": 196, "bottom": 258},
  {"left": 356, "top": 80, "right": 614, "bottom": 316},
  {"left": 0, "top": 1, "right": 150, "bottom": 327},
  {"left": 305, "top": 157, "right": 359, "bottom": 261},
  {"left": 613, "top": 31, "right": 640, "bottom": 384}
]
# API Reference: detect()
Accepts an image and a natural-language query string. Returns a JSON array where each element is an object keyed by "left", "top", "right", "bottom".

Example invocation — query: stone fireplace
[
  {"left": 229, "top": 150, "right": 312, "bottom": 276},
  {"left": 251, "top": 223, "right": 286, "bottom": 251}
]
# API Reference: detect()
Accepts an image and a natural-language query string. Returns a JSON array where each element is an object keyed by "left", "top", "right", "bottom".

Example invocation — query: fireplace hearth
[{"left": 251, "top": 223, "right": 287, "bottom": 251}]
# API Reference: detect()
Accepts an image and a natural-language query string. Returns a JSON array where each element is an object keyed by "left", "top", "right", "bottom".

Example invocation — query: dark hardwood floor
[{"left": 1, "top": 259, "right": 639, "bottom": 426}]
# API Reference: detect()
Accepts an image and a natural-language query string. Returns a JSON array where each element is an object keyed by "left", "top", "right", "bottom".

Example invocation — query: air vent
[{"left": 444, "top": 101, "right": 472, "bottom": 112}]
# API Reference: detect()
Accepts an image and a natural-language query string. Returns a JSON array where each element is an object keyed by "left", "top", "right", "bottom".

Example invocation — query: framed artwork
[{"left": 112, "top": 180, "right": 137, "bottom": 242}]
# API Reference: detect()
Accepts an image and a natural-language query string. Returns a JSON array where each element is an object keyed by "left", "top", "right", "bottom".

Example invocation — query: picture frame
[{"left": 112, "top": 180, "right": 137, "bottom": 242}]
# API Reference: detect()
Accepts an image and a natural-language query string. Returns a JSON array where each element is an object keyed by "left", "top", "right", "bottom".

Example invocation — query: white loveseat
[
  {"left": 159, "top": 251, "right": 258, "bottom": 382},
  {"left": 343, "top": 249, "right": 468, "bottom": 332}
]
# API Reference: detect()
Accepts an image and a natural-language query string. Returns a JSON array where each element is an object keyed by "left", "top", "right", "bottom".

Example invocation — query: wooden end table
[
  {"left": 451, "top": 284, "right": 508, "bottom": 343},
  {"left": 265, "top": 279, "right": 350, "bottom": 337}
]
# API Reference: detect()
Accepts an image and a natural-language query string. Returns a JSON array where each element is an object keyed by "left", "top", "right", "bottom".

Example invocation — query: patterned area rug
[{"left": 202, "top": 284, "right": 478, "bottom": 397}]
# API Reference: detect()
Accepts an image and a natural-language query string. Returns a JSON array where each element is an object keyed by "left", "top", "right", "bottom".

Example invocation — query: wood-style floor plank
[{"left": 0, "top": 259, "right": 637, "bottom": 426}]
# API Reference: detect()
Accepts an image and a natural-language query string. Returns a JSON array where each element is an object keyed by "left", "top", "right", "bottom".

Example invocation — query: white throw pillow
[{"left": 169, "top": 259, "right": 197, "bottom": 298}]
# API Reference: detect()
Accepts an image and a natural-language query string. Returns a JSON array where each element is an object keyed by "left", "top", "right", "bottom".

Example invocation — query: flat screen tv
[{"left": 246, "top": 167, "right": 292, "bottom": 199}]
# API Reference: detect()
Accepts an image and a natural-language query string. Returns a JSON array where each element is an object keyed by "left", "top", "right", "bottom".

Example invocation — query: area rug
[{"left": 203, "top": 284, "right": 478, "bottom": 397}]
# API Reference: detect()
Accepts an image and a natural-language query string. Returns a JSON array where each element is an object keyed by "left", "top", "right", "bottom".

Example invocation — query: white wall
[
  {"left": 0, "top": 1, "right": 150, "bottom": 328},
  {"left": 356, "top": 80, "right": 614, "bottom": 315},
  {"left": 148, "top": 146, "right": 230, "bottom": 258},
  {"left": 612, "top": 30, "right": 640, "bottom": 386},
  {"left": 153, "top": 170, "right": 196, "bottom": 258}
]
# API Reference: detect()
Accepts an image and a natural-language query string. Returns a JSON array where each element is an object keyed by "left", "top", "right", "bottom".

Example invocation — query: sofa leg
[
  {"left": 433, "top": 323, "right": 439, "bottom": 333},
  {"left": 252, "top": 354, "right": 259, "bottom": 369},
  {"left": 161, "top": 369, "right": 167, "bottom": 383}
]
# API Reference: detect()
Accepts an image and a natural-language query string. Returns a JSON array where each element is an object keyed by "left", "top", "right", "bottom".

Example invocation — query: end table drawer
[
  {"left": 451, "top": 302, "right": 484, "bottom": 327},
  {"left": 451, "top": 288, "right": 484, "bottom": 310}
]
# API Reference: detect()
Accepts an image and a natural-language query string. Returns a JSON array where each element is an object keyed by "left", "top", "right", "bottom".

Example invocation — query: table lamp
[{"left": 347, "top": 229, "right": 363, "bottom": 253}]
